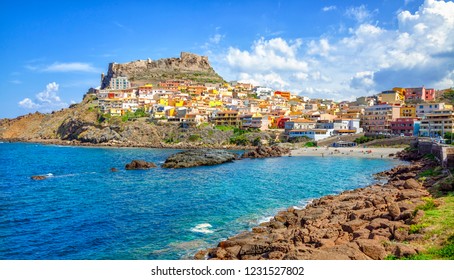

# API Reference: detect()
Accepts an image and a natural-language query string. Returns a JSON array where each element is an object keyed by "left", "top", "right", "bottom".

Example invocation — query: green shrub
[
  {"left": 420, "top": 167, "right": 442, "bottom": 177},
  {"left": 409, "top": 223, "right": 427, "bottom": 234},
  {"left": 230, "top": 134, "right": 250, "bottom": 146},
  {"left": 188, "top": 134, "right": 202, "bottom": 142},
  {"left": 304, "top": 141, "right": 317, "bottom": 147}
]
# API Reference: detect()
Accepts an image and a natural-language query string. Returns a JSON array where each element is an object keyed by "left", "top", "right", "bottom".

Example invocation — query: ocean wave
[
  {"left": 191, "top": 223, "right": 213, "bottom": 234},
  {"left": 256, "top": 216, "right": 273, "bottom": 224}
]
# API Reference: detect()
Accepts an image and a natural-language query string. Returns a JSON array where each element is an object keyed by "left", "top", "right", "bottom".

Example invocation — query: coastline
[
  {"left": 0, "top": 138, "right": 253, "bottom": 150},
  {"left": 196, "top": 150, "right": 437, "bottom": 260}
]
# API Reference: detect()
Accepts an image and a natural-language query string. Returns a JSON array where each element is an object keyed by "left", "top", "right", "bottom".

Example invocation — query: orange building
[{"left": 274, "top": 91, "right": 291, "bottom": 100}]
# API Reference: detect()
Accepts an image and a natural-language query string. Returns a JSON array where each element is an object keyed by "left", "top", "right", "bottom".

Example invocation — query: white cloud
[
  {"left": 345, "top": 5, "right": 374, "bottom": 23},
  {"left": 226, "top": 37, "right": 307, "bottom": 72},
  {"left": 18, "top": 82, "right": 68, "bottom": 111},
  {"left": 350, "top": 71, "right": 375, "bottom": 90},
  {"left": 307, "top": 38, "right": 332, "bottom": 57},
  {"left": 322, "top": 6, "right": 336, "bottom": 12},
  {"left": 209, "top": 34, "right": 224, "bottom": 44},
  {"left": 18, "top": 98, "right": 38, "bottom": 109},
  {"left": 42, "top": 62, "right": 99, "bottom": 73},
  {"left": 219, "top": 0, "right": 454, "bottom": 100}
]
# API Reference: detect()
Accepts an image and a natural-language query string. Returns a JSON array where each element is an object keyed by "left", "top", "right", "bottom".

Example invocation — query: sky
[{"left": 1, "top": 0, "right": 454, "bottom": 118}]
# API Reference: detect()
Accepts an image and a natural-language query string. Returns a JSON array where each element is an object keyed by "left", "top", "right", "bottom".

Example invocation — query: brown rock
[
  {"left": 194, "top": 250, "right": 207, "bottom": 260},
  {"left": 403, "top": 178, "right": 421, "bottom": 190},
  {"left": 408, "top": 209, "right": 425, "bottom": 225},
  {"left": 356, "top": 239, "right": 387, "bottom": 260},
  {"left": 239, "top": 242, "right": 270, "bottom": 256},
  {"left": 387, "top": 202, "right": 401, "bottom": 220},
  {"left": 393, "top": 227, "right": 409, "bottom": 241},
  {"left": 125, "top": 159, "right": 157, "bottom": 170},
  {"left": 341, "top": 219, "right": 367, "bottom": 233},
  {"left": 225, "top": 245, "right": 241, "bottom": 258},
  {"left": 370, "top": 228, "right": 392, "bottom": 240},
  {"left": 300, "top": 208, "right": 331, "bottom": 225},
  {"left": 325, "top": 243, "right": 371, "bottom": 260},
  {"left": 317, "top": 238, "right": 336, "bottom": 248},
  {"left": 394, "top": 244, "right": 417, "bottom": 258},
  {"left": 352, "top": 228, "right": 371, "bottom": 239},
  {"left": 268, "top": 251, "right": 285, "bottom": 259}
]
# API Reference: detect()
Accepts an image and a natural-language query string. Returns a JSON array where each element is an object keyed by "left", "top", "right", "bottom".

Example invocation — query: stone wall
[{"left": 417, "top": 140, "right": 454, "bottom": 168}]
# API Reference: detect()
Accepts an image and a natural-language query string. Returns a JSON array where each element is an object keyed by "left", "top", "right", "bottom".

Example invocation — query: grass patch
[
  {"left": 416, "top": 197, "right": 437, "bottom": 211},
  {"left": 403, "top": 195, "right": 454, "bottom": 259}
]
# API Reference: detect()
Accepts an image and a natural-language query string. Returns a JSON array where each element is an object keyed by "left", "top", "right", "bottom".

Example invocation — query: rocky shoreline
[
  {"left": 195, "top": 151, "right": 439, "bottom": 260},
  {"left": 1, "top": 138, "right": 254, "bottom": 150}
]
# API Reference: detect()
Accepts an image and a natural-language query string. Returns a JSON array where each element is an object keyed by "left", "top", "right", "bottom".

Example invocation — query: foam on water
[{"left": 191, "top": 223, "right": 214, "bottom": 234}]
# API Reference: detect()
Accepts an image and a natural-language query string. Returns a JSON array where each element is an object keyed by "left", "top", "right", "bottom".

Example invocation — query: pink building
[
  {"left": 390, "top": 118, "right": 418, "bottom": 136},
  {"left": 405, "top": 86, "right": 436, "bottom": 101}
]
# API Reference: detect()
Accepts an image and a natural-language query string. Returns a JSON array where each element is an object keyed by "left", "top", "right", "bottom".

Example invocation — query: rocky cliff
[{"left": 101, "top": 52, "right": 224, "bottom": 88}]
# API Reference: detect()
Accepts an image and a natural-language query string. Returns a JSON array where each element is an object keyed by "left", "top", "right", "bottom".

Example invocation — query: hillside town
[{"left": 90, "top": 73, "right": 454, "bottom": 143}]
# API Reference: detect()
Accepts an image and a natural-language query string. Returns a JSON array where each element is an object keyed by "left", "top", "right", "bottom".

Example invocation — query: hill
[{"left": 101, "top": 52, "right": 225, "bottom": 88}]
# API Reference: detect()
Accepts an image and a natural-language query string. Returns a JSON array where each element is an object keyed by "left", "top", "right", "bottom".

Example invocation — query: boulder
[
  {"left": 403, "top": 178, "right": 421, "bottom": 190},
  {"left": 162, "top": 149, "right": 237, "bottom": 168},
  {"left": 125, "top": 160, "right": 157, "bottom": 170},
  {"left": 241, "top": 146, "right": 290, "bottom": 159},
  {"left": 356, "top": 239, "right": 387, "bottom": 260}
]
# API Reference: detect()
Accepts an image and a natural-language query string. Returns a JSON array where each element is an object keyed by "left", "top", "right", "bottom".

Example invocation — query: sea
[{"left": 0, "top": 142, "right": 401, "bottom": 260}]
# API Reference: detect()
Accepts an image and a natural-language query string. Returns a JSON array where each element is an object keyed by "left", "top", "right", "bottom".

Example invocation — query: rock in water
[
  {"left": 31, "top": 175, "right": 47, "bottom": 180},
  {"left": 125, "top": 160, "right": 157, "bottom": 170},
  {"left": 241, "top": 146, "right": 290, "bottom": 159},
  {"left": 162, "top": 149, "right": 237, "bottom": 168}
]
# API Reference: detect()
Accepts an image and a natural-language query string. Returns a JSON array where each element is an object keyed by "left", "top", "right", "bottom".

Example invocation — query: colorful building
[
  {"left": 390, "top": 118, "right": 418, "bottom": 136},
  {"left": 419, "top": 110, "right": 454, "bottom": 137},
  {"left": 362, "top": 104, "right": 401, "bottom": 133}
]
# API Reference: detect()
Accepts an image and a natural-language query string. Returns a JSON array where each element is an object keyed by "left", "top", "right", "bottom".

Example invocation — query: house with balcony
[
  {"left": 416, "top": 103, "right": 446, "bottom": 117},
  {"left": 361, "top": 104, "right": 401, "bottom": 134},
  {"left": 212, "top": 110, "right": 240, "bottom": 127},
  {"left": 419, "top": 110, "right": 454, "bottom": 137},
  {"left": 288, "top": 129, "right": 333, "bottom": 140},
  {"left": 390, "top": 118, "right": 418, "bottom": 136}
]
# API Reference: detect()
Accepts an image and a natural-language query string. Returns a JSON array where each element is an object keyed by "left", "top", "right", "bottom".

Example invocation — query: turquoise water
[{"left": 0, "top": 142, "right": 400, "bottom": 260}]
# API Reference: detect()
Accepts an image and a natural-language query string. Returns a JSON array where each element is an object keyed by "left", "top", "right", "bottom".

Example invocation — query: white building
[
  {"left": 416, "top": 103, "right": 446, "bottom": 117},
  {"left": 109, "top": 76, "right": 131, "bottom": 90}
]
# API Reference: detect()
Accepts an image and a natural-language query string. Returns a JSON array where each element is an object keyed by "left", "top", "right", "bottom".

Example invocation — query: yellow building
[
  {"left": 159, "top": 98, "right": 169, "bottom": 106},
  {"left": 400, "top": 105, "right": 416, "bottom": 117},
  {"left": 209, "top": 100, "right": 223, "bottom": 107},
  {"left": 380, "top": 90, "right": 404, "bottom": 104}
]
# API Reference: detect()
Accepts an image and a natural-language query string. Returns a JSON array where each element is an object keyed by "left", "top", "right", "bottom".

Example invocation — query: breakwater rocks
[
  {"left": 196, "top": 159, "right": 433, "bottom": 260},
  {"left": 162, "top": 149, "right": 238, "bottom": 169},
  {"left": 241, "top": 146, "right": 290, "bottom": 159}
]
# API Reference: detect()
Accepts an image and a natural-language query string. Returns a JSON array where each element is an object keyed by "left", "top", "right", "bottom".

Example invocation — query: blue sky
[{"left": 1, "top": 0, "right": 453, "bottom": 118}]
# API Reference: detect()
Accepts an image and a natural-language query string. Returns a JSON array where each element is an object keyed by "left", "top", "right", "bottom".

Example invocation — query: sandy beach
[{"left": 290, "top": 147, "right": 404, "bottom": 159}]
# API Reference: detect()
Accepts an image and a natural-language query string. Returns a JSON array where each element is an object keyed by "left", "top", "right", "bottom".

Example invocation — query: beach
[{"left": 290, "top": 147, "right": 404, "bottom": 159}]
